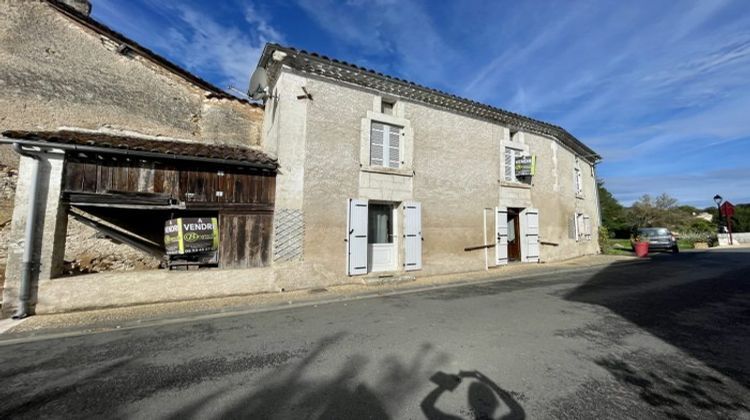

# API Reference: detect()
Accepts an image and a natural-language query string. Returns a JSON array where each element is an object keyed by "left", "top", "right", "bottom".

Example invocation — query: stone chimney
[{"left": 59, "top": 0, "right": 92, "bottom": 16}]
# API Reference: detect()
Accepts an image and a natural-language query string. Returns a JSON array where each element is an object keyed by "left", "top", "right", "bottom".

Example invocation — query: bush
[
  {"left": 598, "top": 226, "right": 611, "bottom": 253},
  {"left": 677, "top": 230, "right": 718, "bottom": 247}
]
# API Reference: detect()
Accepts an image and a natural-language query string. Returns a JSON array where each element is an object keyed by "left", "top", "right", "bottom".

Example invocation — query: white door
[
  {"left": 496, "top": 207, "right": 508, "bottom": 265},
  {"left": 347, "top": 198, "right": 368, "bottom": 275},
  {"left": 368, "top": 203, "right": 397, "bottom": 272},
  {"left": 524, "top": 208, "right": 540, "bottom": 263},
  {"left": 403, "top": 201, "right": 422, "bottom": 271}
]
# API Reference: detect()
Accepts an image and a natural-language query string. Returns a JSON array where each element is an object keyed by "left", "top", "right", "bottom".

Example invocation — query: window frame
[{"left": 370, "top": 121, "right": 402, "bottom": 169}]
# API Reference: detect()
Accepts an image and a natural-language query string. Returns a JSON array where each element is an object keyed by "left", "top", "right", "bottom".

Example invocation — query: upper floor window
[
  {"left": 371, "top": 122, "right": 401, "bottom": 168},
  {"left": 381, "top": 99, "right": 395, "bottom": 115},
  {"left": 574, "top": 166, "right": 583, "bottom": 196},
  {"left": 504, "top": 147, "right": 533, "bottom": 184}
]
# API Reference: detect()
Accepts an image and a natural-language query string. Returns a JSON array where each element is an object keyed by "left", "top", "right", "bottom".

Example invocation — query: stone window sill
[
  {"left": 360, "top": 165, "right": 413, "bottom": 177},
  {"left": 499, "top": 180, "right": 532, "bottom": 189}
]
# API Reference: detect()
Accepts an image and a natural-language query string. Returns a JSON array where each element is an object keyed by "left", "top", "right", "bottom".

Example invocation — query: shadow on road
[
  {"left": 421, "top": 370, "right": 525, "bottom": 420},
  {"left": 165, "top": 335, "right": 452, "bottom": 419},
  {"left": 565, "top": 250, "right": 750, "bottom": 414}
]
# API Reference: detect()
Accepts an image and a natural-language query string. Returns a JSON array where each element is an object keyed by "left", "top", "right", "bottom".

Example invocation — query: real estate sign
[
  {"left": 164, "top": 217, "right": 219, "bottom": 255},
  {"left": 515, "top": 155, "right": 536, "bottom": 177}
]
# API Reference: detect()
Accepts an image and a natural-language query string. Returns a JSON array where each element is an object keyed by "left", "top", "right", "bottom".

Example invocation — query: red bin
[{"left": 634, "top": 242, "right": 649, "bottom": 258}]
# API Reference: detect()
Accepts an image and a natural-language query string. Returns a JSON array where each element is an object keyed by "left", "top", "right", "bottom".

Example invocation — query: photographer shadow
[{"left": 421, "top": 370, "right": 525, "bottom": 420}]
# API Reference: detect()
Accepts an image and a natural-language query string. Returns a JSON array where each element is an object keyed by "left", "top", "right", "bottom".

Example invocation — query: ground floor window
[{"left": 347, "top": 199, "right": 422, "bottom": 275}]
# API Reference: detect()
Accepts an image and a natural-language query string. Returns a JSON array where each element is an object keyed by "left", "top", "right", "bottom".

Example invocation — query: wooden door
[
  {"left": 508, "top": 210, "right": 521, "bottom": 261},
  {"left": 219, "top": 213, "right": 272, "bottom": 269}
]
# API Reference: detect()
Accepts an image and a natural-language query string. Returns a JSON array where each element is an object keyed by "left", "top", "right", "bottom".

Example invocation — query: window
[
  {"left": 504, "top": 147, "right": 531, "bottom": 183},
  {"left": 370, "top": 122, "right": 401, "bottom": 168},
  {"left": 574, "top": 167, "right": 583, "bottom": 196},
  {"left": 381, "top": 100, "right": 395, "bottom": 115},
  {"left": 573, "top": 213, "right": 591, "bottom": 241}
]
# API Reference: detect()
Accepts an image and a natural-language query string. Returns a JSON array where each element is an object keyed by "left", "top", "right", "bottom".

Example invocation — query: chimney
[{"left": 58, "top": 0, "right": 92, "bottom": 16}]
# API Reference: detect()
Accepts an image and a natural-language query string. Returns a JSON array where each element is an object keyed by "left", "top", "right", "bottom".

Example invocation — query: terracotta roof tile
[{"left": 2, "top": 130, "right": 277, "bottom": 169}]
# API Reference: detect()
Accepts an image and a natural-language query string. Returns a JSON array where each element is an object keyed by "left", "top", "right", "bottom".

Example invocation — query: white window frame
[
  {"left": 360, "top": 106, "right": 413, "bottom": 174},
  {"left": 370, "top": 121, "right": 401, "bottom": 169}
]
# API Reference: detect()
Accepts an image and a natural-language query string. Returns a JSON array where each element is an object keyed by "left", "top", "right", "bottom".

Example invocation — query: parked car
[{"left": 632, "top": 227, "right": 679, "bottom": 253}]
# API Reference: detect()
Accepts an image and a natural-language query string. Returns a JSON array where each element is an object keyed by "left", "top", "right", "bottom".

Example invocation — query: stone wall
[
  {"left": 718, "top": 233, "right": 750, "bottom": 246},
  {"left": 0, "top": 1, "right": 264, "bottom": 298}
]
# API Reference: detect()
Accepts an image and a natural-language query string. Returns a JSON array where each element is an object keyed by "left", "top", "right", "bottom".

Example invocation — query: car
[{"left": 632, "top": 227, "right": 679, "bottom": 253}]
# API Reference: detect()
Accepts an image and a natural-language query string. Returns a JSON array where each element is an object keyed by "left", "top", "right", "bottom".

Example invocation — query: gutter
[
  {"left": 0, "top": 138, "right": 277, "bottom": 171},
  {"left": 10, "top": 144, "right": 43, "bottom": 319}
]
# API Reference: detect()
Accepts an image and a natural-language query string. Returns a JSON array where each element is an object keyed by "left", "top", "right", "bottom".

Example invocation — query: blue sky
[{"left": 91, "top": 0, "right": 750, "bottom": 208}]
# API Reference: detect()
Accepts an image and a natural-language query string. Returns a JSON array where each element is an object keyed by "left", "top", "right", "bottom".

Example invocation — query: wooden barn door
[{"left": 219, "top": 213, "right": 272, "bottom": 269}]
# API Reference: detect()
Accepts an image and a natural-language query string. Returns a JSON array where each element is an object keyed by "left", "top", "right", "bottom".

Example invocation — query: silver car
[{"left": 634, "top": 227, "right": 679, "bottom": 253}]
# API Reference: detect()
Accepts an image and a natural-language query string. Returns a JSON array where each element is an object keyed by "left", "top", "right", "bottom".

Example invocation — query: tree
[
  {"left": 596, "top": 179, "right": 628, "bottom": 236},
  {"left": 627, "top": 193, "right": 690, "bottom": 230}
]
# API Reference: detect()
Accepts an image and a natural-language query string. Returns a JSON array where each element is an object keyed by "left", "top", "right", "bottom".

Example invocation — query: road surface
[{"left": 1, "top": 249, "right": 749, "bottom": 419}]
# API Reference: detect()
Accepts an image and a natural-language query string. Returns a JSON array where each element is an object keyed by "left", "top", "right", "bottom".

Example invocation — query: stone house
[{"left": 257, "top": 44, "right": 601, "bottom": 285}]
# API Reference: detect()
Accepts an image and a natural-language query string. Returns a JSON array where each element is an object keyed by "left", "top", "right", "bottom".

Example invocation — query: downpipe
[{"left": 11, "top": 143, "right": 42, "bottom": 319}]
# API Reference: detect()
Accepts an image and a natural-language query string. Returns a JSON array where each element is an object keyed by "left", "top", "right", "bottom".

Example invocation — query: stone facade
[
  {"left": 263, "top": 63, "right": 600, "bottom": 286},
  {"left": 0, "top": 1, "right": 263, "bottom": 314}
]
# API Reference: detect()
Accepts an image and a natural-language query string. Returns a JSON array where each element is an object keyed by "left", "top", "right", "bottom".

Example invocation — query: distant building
[{"left": 694, "top": 212, "right": 713, "bottom": 222}]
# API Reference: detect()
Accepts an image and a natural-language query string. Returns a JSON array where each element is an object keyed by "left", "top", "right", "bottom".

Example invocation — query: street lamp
[{"left": 714, "top": 194, "right": 723, "bottom": 233}]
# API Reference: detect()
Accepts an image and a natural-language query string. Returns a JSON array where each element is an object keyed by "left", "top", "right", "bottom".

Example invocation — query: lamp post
[{"left": 714, "top": 194, "right": 735, "bottom": 245}]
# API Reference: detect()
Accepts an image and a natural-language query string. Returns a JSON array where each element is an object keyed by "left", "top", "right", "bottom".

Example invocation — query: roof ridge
[{"left": 262, "top": 43, "right": 599, "bottom": 161}]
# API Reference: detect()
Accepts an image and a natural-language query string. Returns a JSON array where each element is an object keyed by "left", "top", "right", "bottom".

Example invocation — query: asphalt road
[{"left": 1, "top": 249, "right": 749, "bottom": 419}]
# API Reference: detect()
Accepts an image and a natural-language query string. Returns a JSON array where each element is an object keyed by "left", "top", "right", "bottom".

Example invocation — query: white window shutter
[
  {"left": 574, "top": 213, "right": 580, "bottom": 241},
  {"left": 583, "top": 215, "right": 591, "bottom": 240},
  {"left": 370, "top": 123, "right": 385, "bottom": 167},
  {"left": 504, "top": 149, "right": 514, "bottom": 181},
  {"left": 495, "top": 207, "right": 508, "bottom": 265},
  {"left": 388, "top": 126, "right": 400, "bottom": 168},
  {"left": 347, "top": 198, "right": 368, "bottom": 275},
  {"left": 525, "top": 208, "right": 540, "bottom": 262},
  {"left": 403, "top": 201, "right": 422, "bottom": 271}
]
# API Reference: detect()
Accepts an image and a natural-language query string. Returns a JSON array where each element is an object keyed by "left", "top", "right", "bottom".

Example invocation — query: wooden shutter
[
  {"left": 525, "top": 208, "right": 540, "bottom": 262},
  {"left": 403, "top": 201, "right": 422, "bottom": 271},
  {"left": 370, "top": 123, "right": 385, "bottom": 167},
  {"left": 583, "top": 215, "right": 592, "bottom": 241},
  {"left": 388, "top": 126, "right": 400, "bottom": 168},
  {"left": 347, "top": 198, "right": 368, "bottom": 275},
  {"left": 495, "top": 207, "right": 508, "bottom": 265}
]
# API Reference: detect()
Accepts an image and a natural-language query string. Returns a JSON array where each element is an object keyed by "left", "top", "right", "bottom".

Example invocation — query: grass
[{"left": 603, "top": 238, "right": 634, "bottom": 255}]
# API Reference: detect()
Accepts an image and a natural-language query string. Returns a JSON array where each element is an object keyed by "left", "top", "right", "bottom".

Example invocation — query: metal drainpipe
[{"left": 11, "top": 143, "right": 42, "bottom": 319}]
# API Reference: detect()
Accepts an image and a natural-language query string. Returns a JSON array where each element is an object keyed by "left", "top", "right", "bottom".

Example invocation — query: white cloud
[{"left": 93, "top": 0, "right": 283, "bottom": 91}]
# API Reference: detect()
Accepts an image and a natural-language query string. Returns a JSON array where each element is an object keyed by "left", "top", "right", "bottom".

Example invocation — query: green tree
[
  {"left": 627, "top": 193, "right": 690, "bottom": 230},
  {"left": 597, "top": 179, "right": 627, "bottom": 236}
]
